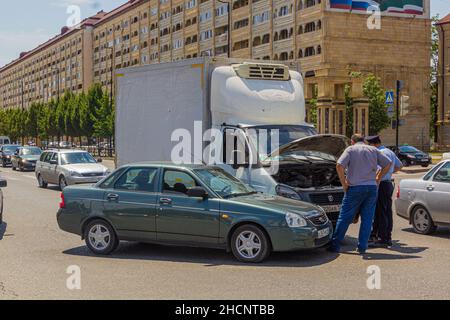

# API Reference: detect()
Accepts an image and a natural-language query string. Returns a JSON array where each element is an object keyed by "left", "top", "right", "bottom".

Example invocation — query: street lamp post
[
  {"left": 105, "top": 46, "right": 115, "bottom": 157},
  {"left": 217, "top": 0, "right": 232, "bottom": 58}
]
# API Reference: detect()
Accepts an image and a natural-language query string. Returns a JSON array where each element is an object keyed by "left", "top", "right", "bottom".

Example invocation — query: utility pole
[
  {"left": 106, "top": 46, "right": 115, "bottom": 157},
  {"left": 395, "top": 80, "right": 402, "bottom": 148},
  {"left": 217, "top": 0, "right": 231, "bottom": 57}
]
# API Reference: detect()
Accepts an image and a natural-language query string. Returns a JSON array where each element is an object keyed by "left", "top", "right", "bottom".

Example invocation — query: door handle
[
  {"left": 106, "top": 193, "right": 119, "bottom": 202},
  {"left": 426, "top": 185, "right": 435, "bottom": 191},
  {"left": 159, "top": 198, "right": 172, "bottom": 205}
]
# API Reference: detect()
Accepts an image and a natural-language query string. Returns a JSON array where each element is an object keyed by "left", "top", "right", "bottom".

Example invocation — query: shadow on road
[
  {"left": 0, "top": 222, "right": 7, "bottom": 240},
  {"left": 338, "top": 237, "right": 427, "bottom": 261},
  {"left": 402, "top": 227, "right": 450, "bottom": 240},
  {"left": 63, "top": 242, "right": 339, "bottom": 268}
]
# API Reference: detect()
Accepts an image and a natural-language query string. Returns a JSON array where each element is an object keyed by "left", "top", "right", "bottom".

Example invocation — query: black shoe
[
  {"left": 357, "top": 248, "right": 366, "bottom": 255},
  {"left": 370, "top": 240, "right": 391, "bottom": 248}
]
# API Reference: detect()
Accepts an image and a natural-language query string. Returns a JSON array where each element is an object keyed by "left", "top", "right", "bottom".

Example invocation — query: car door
[
  {"left": 424, "top": 162, "right": 450, "bottom": 223},
  {"left": 156, "top": 169, "right": 220, "bottom": 244},
  {"left": 102, "top": 167, "right": 159, "bottom": 241},
  {"left": 47, "top": 152, "right": 60, "bottom": 184},
  {"left": 39, "top": 152, "right": 53, "bottom": 181}
]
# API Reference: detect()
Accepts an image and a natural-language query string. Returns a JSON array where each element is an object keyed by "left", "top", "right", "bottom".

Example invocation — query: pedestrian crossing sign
[{"left": 385, "top": 91, "right": 394, "bottom": 105}]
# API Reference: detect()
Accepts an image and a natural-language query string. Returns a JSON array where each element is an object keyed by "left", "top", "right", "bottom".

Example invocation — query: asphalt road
[{"left": 0, "top": 166, "right": 449, "bottom": 300}]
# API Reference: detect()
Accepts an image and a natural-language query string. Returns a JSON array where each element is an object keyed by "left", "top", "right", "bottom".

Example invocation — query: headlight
[
  {"left": 70, "top": 171, "right": 83, "bottom": 177},
  {"left": 21, "top": 159, "right": 27, "bottom": 163},
  {"left": 276, "top": 184, "right": 301, "bottom": 200},
  {"left": 285, "top": 212, "right": 308, "bottom": 228}
]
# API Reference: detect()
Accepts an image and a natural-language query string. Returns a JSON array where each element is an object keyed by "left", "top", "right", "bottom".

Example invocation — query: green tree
[
  {"left": 430, "top": 15, "right": 439, "bottom": 142},
  {"left": 362, "top": 74, "right": 390, "bottom": 136},
  {"left": 26, "top": 103, "right": 41, "bottom": 142}
]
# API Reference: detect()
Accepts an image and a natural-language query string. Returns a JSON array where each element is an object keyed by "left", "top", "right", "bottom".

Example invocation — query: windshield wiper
[{"left": 224, "top": 191, "right": 259, "bottom": 199}]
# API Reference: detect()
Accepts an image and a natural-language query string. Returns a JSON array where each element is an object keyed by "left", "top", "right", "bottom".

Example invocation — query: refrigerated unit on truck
[{"left": 115, "top": 57, "right": 349, "bottom": 223}]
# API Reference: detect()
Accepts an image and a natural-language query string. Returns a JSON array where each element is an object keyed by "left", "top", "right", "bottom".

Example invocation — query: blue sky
[{"left": 0, "top": 0, "right": 449, "bottom": 67}]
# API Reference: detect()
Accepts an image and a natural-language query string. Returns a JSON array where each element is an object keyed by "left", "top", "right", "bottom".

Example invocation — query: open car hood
[{"left": 269, "top": 134, "right": 350, "bottom": 159}]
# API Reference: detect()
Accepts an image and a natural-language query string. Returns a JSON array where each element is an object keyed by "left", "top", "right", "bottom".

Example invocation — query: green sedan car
[{"left": 57, "top": 163, "right": 333, "bottom": 263}]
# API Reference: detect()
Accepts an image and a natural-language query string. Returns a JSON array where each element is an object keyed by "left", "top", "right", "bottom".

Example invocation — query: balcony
[{"left": 252, "top": 42, "right": 271, "bottom": 57}]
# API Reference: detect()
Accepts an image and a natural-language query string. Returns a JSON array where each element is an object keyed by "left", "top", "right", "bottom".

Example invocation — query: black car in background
[
  {"left": 389, "top": 145, "right": 432, "bottom": 167},
  {"left": 1, "top": 145, "right": 21, "bottom": 167},
  {"left": 0, "top": 178, "right": 6, "bottom": 225},
  {"left": 11, "top": 146, "right": 42, "bottom": 171}
]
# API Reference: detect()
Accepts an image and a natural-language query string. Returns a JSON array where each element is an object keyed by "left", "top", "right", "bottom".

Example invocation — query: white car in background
[{"left": 396, "top": 160, "right": 450, "bottom": 234}]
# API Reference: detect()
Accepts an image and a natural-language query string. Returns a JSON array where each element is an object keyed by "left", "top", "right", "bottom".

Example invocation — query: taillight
[
  {"left": 396, "top": 186, "right": 400, "bottom": 199},
  {"left": 59, "top": 193, "right": 66, "bottom": 209}
]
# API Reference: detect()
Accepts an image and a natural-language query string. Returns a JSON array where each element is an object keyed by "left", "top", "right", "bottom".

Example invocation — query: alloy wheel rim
[
  {"left": 414, "top": 209, "right": 429, "bottom": 232},
  {"left": 88, "top": 224, "right": 111, "bottom": 250},
  {"left": 236, "top": 231, "right": 261, "bottom": 259},
  {"left": 60, "top": 178, "right": 66, "bottom": 189}
]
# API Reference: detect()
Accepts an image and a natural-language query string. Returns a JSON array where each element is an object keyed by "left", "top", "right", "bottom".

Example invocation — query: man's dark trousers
[{"left": 372, "top": 181, "right": 395, "bottom": 242}]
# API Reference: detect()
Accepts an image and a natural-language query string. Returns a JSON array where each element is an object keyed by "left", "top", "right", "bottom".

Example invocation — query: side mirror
[
  {"left": 0, "top": 179, "right": 7, "bottom": 188},
  {"left": 187, "top": 187, "right": 208, "bottom": 199},
  {"left": 97, "top": 158, "right": 103, "bottom": 163}
]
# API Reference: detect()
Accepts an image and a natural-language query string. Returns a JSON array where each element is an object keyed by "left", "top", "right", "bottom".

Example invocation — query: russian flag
[
  {"left": 351, "top": 0, "right": 381, "bottom": 11},
  {"left": 330, "top": 0, "right": 352, "bottom": 10}
]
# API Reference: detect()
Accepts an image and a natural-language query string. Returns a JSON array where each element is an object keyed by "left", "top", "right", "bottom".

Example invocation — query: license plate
[
  {"left": 318, "top": 228, "right": 330, "bottom": 239},
  {"left": 320, "top": 204, "right": 342, "bottom": 213}
]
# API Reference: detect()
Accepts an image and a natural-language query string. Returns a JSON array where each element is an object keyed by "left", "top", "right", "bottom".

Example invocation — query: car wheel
[
  {"left": 37, "top": 174, "right": 48, "bottom": 189},
  {"left": 412, "top": 206, "right": 437, "bottom": 235},
  {"left": 59, "top": 176, "right": 67, "bottom": 190},
  {"left": 231, "top": 225, "right": 271, "bottom": 263},
  {"left": 12, "top": 165, "right": 16, "bottom": 171},
  {"left": 19, "top": 164, "right": 24, "bottom": 172},
  {"left": 84, "top": 220, "right": 119, "bottom": 255},
  {"left": 421, "top": 164, "right": 429, "bottom": 168},
  {"left": 2, "top": 160, "right": 6, "bottom": 168},
  {"left": 401, "top": 159, "right": 409, "bottom": 167}
]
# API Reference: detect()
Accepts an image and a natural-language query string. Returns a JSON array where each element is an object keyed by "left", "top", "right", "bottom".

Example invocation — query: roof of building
[
  {"left": 0, "top": 11, "right": 107, "bottom": 72},
  {"left": 437, "top": 14, "right": 450, "bottom": 26},
  {"left": 93, "top": 0, "right": 144, "bottom": 27}
]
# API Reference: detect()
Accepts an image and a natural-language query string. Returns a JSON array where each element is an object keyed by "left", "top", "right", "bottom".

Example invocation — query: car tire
[
  {"left": 412, "top": 206, "right": 437, "bottom": 235},
  {"left": 19, "top": 164, "right": 24, "bottom": 172},
  {"left": 12, "top": 165, "right": 16, "bottom": 171},
  {"left": 84, "top": 219, "right": 119, "bottom": 255},
  {"left": 230, "top": 224, "right": 271, "bottom": 263},
  {"left": 59, "top": 176, "right": 67, "bottom": 191},
  {"left": 37, "top": 174, "right": 48, "bottom": 189},
  {"left": 2, "top": 160, "right": 6, "bottom": 168},
  {"left": 421, "top": 164, "right": 429, "bottom": 168},
  {"left": 401, "top": 159, "right": 409, "bottom": 167}
]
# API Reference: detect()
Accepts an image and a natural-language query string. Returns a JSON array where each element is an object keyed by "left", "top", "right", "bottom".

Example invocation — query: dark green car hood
[{"left": 229, "top": 194, "right": 322, "bottom": 217}]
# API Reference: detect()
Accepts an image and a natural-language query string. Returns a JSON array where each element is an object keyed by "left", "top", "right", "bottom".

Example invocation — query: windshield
[
  {"left": 195, "top": 168, "right": 256, "bottom": 198},
  {"left": 3, "top": 146, "right": 19, "bottom": 153},
  {"left": 61, "top": 152, "right": 96, "bottom": 165},
  {"left": 246, "top": 125, "right": 317, "bottom": 159},
  {"left": 399, "top": 146, "right": 420, "bottom": 153},
  {"left": 21, "top": 147, "right": 42, "bottom": 156}
]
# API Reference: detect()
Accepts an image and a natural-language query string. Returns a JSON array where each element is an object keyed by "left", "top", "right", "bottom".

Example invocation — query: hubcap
[
  {"left": 88, "top": 224, "right": 111, "bottom": 250},
  {"left": 414, "top": 209, "right": 430, "bottom": 232},
  {"left": 236, "top": 231, "right": 262, "bottom": 259}
]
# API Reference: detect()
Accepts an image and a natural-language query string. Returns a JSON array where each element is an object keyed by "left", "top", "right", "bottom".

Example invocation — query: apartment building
[
  {"left": 0, "top": 12, "right": 106, "bottom": 110},
  {"left": 437, "top": 14, "right": 450, "bottom": 150},
  {"left": 0, "top": 0, "right": 432, "bottom": 148}
]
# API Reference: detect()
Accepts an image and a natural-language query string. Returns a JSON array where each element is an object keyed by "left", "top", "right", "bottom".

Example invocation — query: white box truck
[{"left": 115, "top": 57, "right": 349, "bottom": 223}]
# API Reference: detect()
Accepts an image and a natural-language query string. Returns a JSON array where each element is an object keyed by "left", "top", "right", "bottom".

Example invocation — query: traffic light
[{"left": 400, "top": 95, "right": 410, "bottom": 117}]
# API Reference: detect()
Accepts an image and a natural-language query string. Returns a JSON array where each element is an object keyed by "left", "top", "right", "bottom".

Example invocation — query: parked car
[
  {"left": 389, "top": 145, "right": 431, "bottom": 167},
  {"left": 59, "top": 141, "right": 74, "bottom": 149},
  {"left": 11, "top": 146, "right": 42, "bottom": 171},
  {"left": 1, "top": 145, "right": 22, "bottom": 167},
  {"left": 57, "top": 163, "right": 332, "bottom": 262},
  {"left": 0, "top": 178, "right": 7, "bottom": 225},
  {"left": 396, "top": 160, "right": 450, "bottom": 234},
  {"left": 35, "top": 150, "right": 110, "bottom": 190},
  {"left": 0, "top": 136, "right": 11, "bottom": 146}
]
